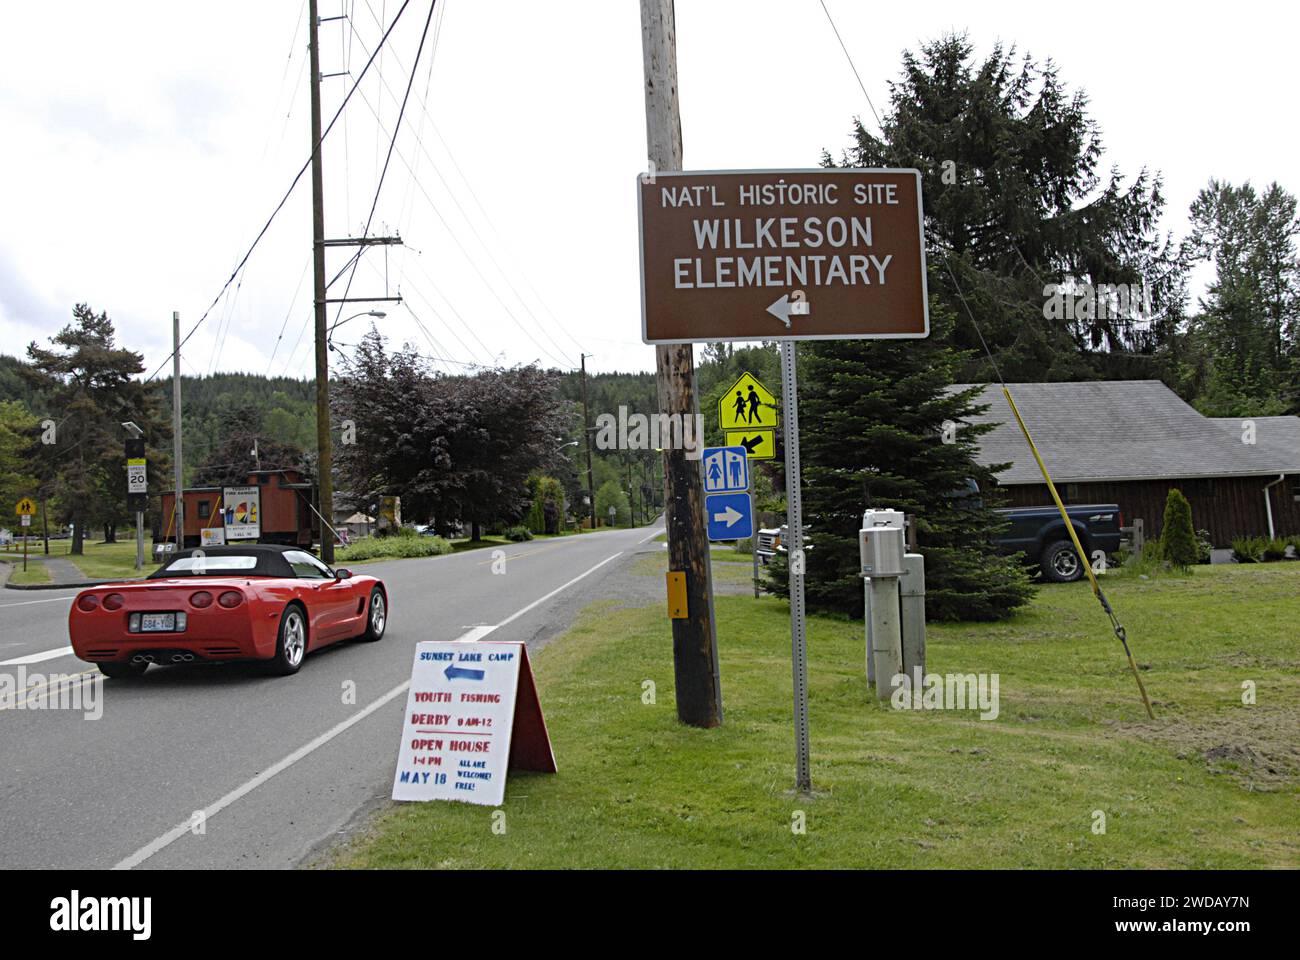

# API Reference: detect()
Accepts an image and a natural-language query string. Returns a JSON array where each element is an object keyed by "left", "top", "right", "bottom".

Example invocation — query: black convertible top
[{"left": 148, "top": 544, "right": 305, "bottom": 580}]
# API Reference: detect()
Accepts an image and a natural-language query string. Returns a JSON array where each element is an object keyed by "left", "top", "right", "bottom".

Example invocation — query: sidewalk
[{"left": 0, "top": 554, "right": 131, "bottom": 591}]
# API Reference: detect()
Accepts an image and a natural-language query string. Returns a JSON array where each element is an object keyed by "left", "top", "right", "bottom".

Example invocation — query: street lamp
[{"left": 327, "top": 310, "right": 386, "bottom": 351}]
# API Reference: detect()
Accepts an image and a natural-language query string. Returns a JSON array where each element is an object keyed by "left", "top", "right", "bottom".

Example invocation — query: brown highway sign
[{"left": 638, "top": 169, "right": 929, "bottom": 343}]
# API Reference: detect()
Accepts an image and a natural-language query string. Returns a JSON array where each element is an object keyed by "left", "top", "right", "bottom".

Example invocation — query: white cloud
[{"left": 1, "top": 0, "right": 1294, "bottom": 380}]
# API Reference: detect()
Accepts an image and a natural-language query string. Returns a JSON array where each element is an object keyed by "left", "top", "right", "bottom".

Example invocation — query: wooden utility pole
[
  {"left": 308, "top": 0, "right": 335, "bottom": 563},
  {"left": 306, "top": 3, "right": 402, "bottom": 561},
  {"left": 579, "top": 353, "right": 596, "bottom": 529},
  {"left": 172, "top": 311, "right": 184, "bottom": 551},
  {"left": 640, "top": 0, "right": 722, "bottom": 728}
]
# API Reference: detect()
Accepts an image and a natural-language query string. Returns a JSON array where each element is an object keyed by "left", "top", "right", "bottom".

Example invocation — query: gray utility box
[{"left": 860, "top": 508, "right": 906, "bottom": 578}]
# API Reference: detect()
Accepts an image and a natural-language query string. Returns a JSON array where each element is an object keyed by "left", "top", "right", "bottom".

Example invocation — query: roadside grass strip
[{"left": 334, "top": 562, "right": 1300, "bottom": 869}]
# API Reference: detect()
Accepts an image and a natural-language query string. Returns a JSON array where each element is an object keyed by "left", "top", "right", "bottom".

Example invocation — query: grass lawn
[
  {"left": 2, "top": 557, "right": 53, "bottom": 585},
  {"left": 332, "top": 562, "right": 1300, "bottom": 869},
  {"left": 1, "top": 538, "right": 156, "bottom": 582}
]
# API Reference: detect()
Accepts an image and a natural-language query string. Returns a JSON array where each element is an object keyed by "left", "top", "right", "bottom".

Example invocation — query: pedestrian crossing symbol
[
  {"left": 702, "top": 446, "right": 748, "bottom": 493},
  {"left": 14, "top": 497, "right": 36, "bottom": 517},
  {"left": 718, "top": 372, "right": 777, "bottom": 431}
]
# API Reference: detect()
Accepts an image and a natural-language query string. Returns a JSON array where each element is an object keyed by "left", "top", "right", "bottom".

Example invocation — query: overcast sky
[{"left": 1, "top": 1, "right": 1294, "bottom": 379}]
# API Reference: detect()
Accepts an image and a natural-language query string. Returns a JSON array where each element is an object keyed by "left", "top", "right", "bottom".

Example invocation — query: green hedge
[{"left": 336, "top": 534, "right": 452, "bottom": 562}]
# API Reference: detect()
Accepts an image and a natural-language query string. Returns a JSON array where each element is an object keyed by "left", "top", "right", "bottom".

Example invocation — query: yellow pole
[{"left": 1002, "top": 387, "right": 1155, "bottom": 720}]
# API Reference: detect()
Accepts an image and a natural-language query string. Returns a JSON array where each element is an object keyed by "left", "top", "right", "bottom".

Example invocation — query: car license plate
[{"left": 140, "top": 613, "right": 176, "bottom": 632}]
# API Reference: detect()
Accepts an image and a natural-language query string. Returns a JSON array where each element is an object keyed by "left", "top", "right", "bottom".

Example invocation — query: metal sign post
[
  {"left": 780, "top": 340, "right": 811, "bottom": 794},
  {"left": 636, "top": 162, "right": 930, "bottom": 791},
  {"left": 15, "top": 498, "right": 36, "bottom": 574}
]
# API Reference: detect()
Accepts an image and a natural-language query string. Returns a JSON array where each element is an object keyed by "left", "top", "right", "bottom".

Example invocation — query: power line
[
  {"left": 144, "top": 0, "right": 417, "bottom": 383},
  {"left": 266, "top": 258, "right": 313, "bottom": 373},
  {"left": 348, "top": 7, "right": 579, "bottom": 366},
  {"left": 341, "top": 74, "right": 572, "bottom": 368},
  {"left": 817, "top": 0, "right": 885, "bottom": 139},
  {"left": 328, "top": 0, "right": 440, "bottom": 340}
]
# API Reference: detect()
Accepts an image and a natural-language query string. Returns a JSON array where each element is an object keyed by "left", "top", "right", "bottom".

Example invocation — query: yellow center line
[{"left": 474, "top": 540, "right": 581, "bottom": 566}]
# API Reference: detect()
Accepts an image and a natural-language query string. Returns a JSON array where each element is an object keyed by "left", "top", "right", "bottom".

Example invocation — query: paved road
[{"left": 0, "top": 524, "right": 662, "bottom": 869}]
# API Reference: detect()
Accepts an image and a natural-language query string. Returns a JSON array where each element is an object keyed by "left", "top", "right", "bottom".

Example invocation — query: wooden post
[
  {"left": 309, "top": 0, "right": 335, "bottom": 564},
  {"left": 641, "top": 0, "right": 722, "bottom": 728}
]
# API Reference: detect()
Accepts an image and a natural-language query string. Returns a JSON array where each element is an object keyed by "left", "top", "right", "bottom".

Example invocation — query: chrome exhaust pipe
[
  {"left": 171, "top": 653, "right": 186, "bottom": 663},
  {"left": 131, "top": 654, "right": 147, "bottom": 664},
  {"left": 182, "top": 654, "right": 195, "bottom": 662}
]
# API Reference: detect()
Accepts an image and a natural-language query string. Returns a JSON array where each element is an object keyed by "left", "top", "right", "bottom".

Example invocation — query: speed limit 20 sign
[{"left": 127, "top": 458, "right": 147, "bottom": 493}]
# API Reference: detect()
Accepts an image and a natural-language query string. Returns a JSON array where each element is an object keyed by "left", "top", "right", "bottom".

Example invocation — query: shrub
[
  {"left": 594, "top": 479, "right": 630, "bottom": 527},
  {"left": 1158, "top": 489, "right": 1198, "bottom": 570},
  {"left": 1231, "top": 536, "right": 1263, "bottom": 563},
  {"left": 1114, "top": 539, "right": 1168, "bottom": 579},
  {"left": 1195, "top": 529, "right": 1213, "bottom": 565},
  {"left": 1262, "top": 537, "right": 1288, "bottom": 562},
  {"left": 336, "top": 534, "right": 452, "bottom": 562},
  {"left": 732, "top": 537, "right": 753, "bottom": 556},
  {"left": 503, "top": 526, "right": 534, "bottom": 542}
]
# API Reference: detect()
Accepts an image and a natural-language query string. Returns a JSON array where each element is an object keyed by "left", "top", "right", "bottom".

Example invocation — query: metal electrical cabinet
[{"left": 860, "top": 509, "right": 906, "bottom": 578}]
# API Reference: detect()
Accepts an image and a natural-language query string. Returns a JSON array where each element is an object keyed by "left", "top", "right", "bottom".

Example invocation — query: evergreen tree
[
  {"left": 191, "top": 403, "right": 308, "bottom": 487},
  {"left": 1178, "top": 180, "right": 1300, "bottom": 414},
  {"left": 23, "top": 305, "right": 170, "bottom": 553},
  {"left": 771, "top": 304, "right": 1034, "bottom": 621},
  {"left": 0, "top": 400, "right": 40, "bottom": 524},
  {"left": 831, "top": 34, "right": 1183, "bottom": 382},
  {"left": 1159, "top": 488, "right": 1198, "bottom": 570}
]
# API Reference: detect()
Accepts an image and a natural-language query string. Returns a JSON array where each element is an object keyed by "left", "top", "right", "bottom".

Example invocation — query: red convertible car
[{"left": 68, "top": 545, "right": 388, "bottom": 678}]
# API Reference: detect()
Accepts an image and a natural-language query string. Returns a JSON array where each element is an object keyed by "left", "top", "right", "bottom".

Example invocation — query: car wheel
[
  {"left": 1041, "top": 540, "right": 1084, "bottom": 583},
  {"left": 359, "top": 587, "right": 387, "bottom": 642},
  {"left": 98, "top": 660, "right": 149, "bottom": 679},
  {"left": 267, "top": 604, "right": 308, "bottom": 675}
]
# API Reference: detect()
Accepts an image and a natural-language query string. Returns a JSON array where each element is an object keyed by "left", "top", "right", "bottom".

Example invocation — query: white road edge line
[
  {"left": 495, "top": 551, "right": 622, "bottom": 629},
  {"left": 0, "top": 645, "right": 74, "bottom": 666},
  {"left": 0, "top": 595, "right": 77, "bottom": 609},
  {"left": 114, "top": 548, "right": 627, "bottom": 870},
  {"left": 112, "top": 680, "right": 411, "bottom": 871}
]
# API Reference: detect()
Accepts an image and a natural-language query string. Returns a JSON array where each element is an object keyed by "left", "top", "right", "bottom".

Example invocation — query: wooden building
[
  {"left": 157, "top": 469, "right": 317, "bottom": 549},
  {"left": 952, "top": 381, "right": 1300, "bottom": 547}
]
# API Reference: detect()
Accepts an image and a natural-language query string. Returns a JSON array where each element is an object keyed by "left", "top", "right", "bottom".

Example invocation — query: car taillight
[
  {"left": 76, "top": 594, "right": 100, "bottom": 612},
  {"left": 102, "top": 593, "right": 124, "bottom": 611},
  {"left": 190, "top": 591, "right": 214, "bottom": 609},
  {"left": 217, "top": 591, "right": 243, "bottom": 608}
]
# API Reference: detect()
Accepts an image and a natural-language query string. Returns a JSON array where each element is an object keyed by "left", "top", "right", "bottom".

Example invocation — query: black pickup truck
[
  {"left": 758, "top": 501, "right": 1123, "bottom": 584},
  {"left": 994, "top": 504, "right": 1123, "bottom": 583}
]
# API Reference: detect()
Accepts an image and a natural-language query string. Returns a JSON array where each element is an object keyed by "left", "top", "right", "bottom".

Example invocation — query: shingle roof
[{"left": 948, "top": 380, "right": 1300, "bottom": 485}]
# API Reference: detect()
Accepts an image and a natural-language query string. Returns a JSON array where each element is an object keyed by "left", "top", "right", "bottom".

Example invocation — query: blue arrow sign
[
  {"left": 702, "top": 445, "right": 749, "bottom": 493},
  {"left": 444, "top": 664, "right": 485, "bottom": 681},
  {"left": 705, "top": 492, "right": 753, "bottom": 541}
]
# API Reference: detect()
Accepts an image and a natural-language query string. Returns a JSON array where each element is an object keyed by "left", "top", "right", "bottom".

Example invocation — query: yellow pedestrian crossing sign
[
  {"left": 718, "top": 372, "right": 777, "bottom": 431},
  {"left": 15, "top": 497, "right": 36, "bottom": 517}
]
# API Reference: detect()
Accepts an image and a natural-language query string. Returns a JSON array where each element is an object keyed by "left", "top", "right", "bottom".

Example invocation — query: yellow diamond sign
[
  {"left": 718, "top": 372, "right": 777, "bottom": 431},
  {"left": 15, "top": 497, "right": 36, "bottom": 516}
]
